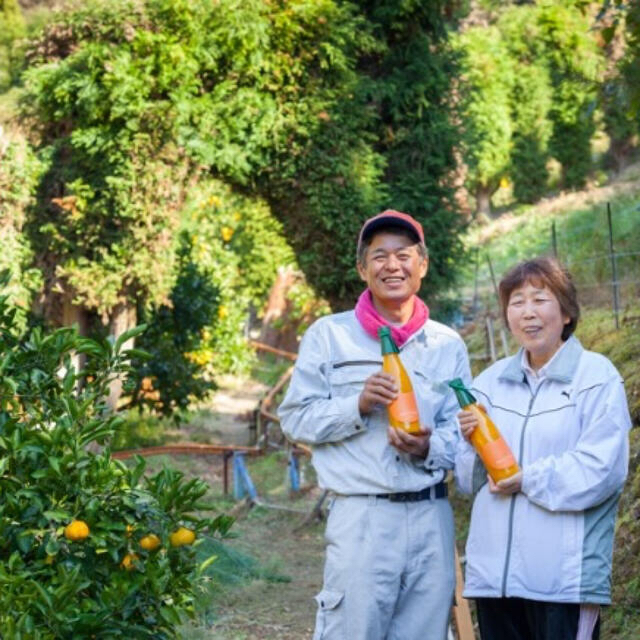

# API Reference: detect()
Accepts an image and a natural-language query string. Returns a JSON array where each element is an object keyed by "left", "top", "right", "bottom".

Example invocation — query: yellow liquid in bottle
[
  {"left": 383, "top": 352, "right": 421, "bottom": 435},
  {"left": 465, "top": 403, "right": 520, "bottom": 483}
]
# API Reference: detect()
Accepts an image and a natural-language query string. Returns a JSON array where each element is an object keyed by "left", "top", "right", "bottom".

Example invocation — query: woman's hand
[
  {"left": 457, "top": 409, "right": 479, "bottom": 441},
  {"left": 488, "top": 471, "right": 522, "bottom": 495}
]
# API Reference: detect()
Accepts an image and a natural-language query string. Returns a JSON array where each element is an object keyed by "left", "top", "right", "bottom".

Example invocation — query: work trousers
[
  {"left": 312, "top": 494, "right": 455, "bottom": 640},
  {"left": 475, "top": 597, "right": 601, "bottom": 640}
]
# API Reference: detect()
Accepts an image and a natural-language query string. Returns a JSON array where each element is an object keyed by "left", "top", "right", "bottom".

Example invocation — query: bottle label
[
  {"left": 390, "top": 392, "right": 419, "bottom": 423},
  {"left": 479, "top": 438, "right": 517, "bottom": 470}
]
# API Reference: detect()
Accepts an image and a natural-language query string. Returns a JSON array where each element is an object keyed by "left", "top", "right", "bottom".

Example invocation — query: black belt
[{"left": 376, "top": 481, "right": 448, "bottom": 502}]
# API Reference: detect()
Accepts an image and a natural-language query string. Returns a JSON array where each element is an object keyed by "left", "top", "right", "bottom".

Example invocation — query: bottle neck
[
  {"left": 380, "top": 334, "right": 399, "bottom": 355},
  {"left": 448, "top": 378, "right": 476, "bottom": 407}
]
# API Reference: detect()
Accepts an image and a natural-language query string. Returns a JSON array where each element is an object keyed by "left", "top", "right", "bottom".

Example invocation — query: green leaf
[
  {"left": 197, "top": 554, "right": 217, "bottom": 575},
  {"left": 114, "top": 325, "right": 148, "bottom": 353}
]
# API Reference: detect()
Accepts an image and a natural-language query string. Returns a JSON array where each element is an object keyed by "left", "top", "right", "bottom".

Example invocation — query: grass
[{"left": 454, "top": 179, "right": 640, "bottom": 315}]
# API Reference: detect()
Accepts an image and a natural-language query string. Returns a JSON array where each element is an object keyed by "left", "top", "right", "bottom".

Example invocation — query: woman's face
[{"left": 506, "top": 280, "right": 570, "bottom": 370}]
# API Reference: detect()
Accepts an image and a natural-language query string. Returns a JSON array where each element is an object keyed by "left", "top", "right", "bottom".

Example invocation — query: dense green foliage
[
  {"left": 3, "top": 0, "right": 467, "bottom": 407},
  {"left": 0, "top": 132, "right": 43, "bottom": 325},
  {"left": 20, "top": 0, "right": 465, "bottom": 315},
  {"left": 454, "top": 26, "right": 513, "bottom": 213},
  {"left": 456, "top": 2, "right": 606, "bottom": 211},
  {"left": 0, "top": 0, "right": 25, "bottom": 91},
  {"left": 0, "top": 283, "right": 233, "bottom": 637}
]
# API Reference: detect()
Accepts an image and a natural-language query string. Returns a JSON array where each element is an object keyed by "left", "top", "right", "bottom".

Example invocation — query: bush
[
  {"left": 0, "top": 281, "right": 233, "bottom": 638},
  {"left": 0, "top": 0, "right": 25, "bottom": 90}
]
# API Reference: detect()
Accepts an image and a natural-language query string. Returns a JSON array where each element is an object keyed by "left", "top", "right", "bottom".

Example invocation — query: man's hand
[
  {"left": 488, "top": 471, "right": 522, "bottom": 495},
  {"left": 358, "top": 371, "right": 398, "bottom": 415},
  {"left": 387, "top": 425, "right": 432, "bottom": 458}
]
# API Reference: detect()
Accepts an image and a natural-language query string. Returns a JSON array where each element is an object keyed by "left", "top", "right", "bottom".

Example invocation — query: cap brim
[{"left": 360, "top": 216, "right": 421, "bottom": 245}]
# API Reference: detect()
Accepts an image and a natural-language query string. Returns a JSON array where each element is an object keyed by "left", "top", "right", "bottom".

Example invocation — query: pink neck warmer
[{"left": 354, "top": 289, "right": 429, "bottom": 347}]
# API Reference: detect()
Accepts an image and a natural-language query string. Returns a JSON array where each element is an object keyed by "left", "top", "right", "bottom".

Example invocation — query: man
[{"left": 278, "top": 210, "right": 472, "bottom": 640}]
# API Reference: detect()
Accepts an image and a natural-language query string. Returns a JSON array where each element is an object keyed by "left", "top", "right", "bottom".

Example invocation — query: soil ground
[{"left": 137, "top": 375, "right": 326, "bottom": 640}]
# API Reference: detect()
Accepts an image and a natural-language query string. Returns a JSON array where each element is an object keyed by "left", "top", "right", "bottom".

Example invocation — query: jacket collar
[{"left": 499, "top": 335, "right": 583, "bottom": 384}]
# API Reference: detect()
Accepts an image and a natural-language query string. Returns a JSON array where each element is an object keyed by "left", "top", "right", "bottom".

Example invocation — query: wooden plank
[
  {"left": 111, "top": 443, "right": 264, "bottom": 460},
  {"left": 250, "top": 340, "right": 297, "bottom": 360},
  {"left": 453, "top": 546, "right": 476, "bottom": 640}
]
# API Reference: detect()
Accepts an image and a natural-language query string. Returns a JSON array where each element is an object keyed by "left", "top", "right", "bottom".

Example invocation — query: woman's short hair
[{"left": 498, "top": 256, "right": 580, "bottom": 341}]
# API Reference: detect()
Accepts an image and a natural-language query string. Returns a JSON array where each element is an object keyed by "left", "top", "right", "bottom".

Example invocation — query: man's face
[{"left": 357, "top": 231, "right": 428, "bottom": 305}]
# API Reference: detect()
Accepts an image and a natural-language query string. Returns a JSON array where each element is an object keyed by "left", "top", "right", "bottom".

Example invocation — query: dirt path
[
  {"left": 195, "top": 501, "right": 325, "bottom": 640},
  {"left": 155, "top": 375, "right": 325, "bottom": 640}
]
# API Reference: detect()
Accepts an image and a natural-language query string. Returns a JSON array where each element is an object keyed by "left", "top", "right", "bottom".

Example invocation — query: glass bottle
[
  {"left": 378, "top": 326, "right": 421, "bottom": 435},
  {"left": 448, "top": 377, "right": 520, "bottom": 483}
]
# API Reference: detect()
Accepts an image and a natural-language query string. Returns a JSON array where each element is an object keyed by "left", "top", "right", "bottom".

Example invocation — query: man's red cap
[{"left": 357, "top": 210, "right": 425, "bottom": 253}]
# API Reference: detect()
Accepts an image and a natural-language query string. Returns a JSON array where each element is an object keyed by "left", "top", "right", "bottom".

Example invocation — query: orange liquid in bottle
[
  {"left": 464, "top": 403, "right": 520, "bottom": 483},
  {"left": 379, "top": 327, "right": 421, "bottom": 435},
  {"left": 448, "top": 378, "right": 520, "bottom": 483}
]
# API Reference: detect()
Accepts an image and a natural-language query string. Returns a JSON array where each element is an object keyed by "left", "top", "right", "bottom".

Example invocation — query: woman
[{"left": 455, "top": 257, "right": 631, "bottom": 640}]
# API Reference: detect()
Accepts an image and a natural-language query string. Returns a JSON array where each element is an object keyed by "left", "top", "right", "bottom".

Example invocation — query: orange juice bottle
[
  {"left": 448, "top": 378, "right": 520, "bottom": 483},
  {"left": 378, "top": 327, "right": 421, "bottom": 435}
]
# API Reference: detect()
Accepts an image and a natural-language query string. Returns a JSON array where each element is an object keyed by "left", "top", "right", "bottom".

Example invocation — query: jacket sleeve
[
  {"left": 521, "top": 374, "right": 631, "bottom": 512},
  {"left": 277, "top": 324, "right": 367, "bottom": 445},
  {"left": 424, "top": 339, "right": 473, "bottom": 472}
]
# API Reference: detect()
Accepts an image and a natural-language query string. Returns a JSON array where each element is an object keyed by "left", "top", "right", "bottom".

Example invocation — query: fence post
[
  {"left": 499, "top": 328, "right": 510, "bottom": 358},
  {"left": 472, "top": 247, "right": 480, "bottom": 314},
  {"left": 485, "top": 316, "right": 497, "bottom": 363},
  {"left": 551, "top": 220, "right": 558, "bottom": 258},
  {"left": 486, "top": 254, "right": 500, "bottom": 312},
  {"left": 607, "top": 203, "right": 620, "bottom": 329}
]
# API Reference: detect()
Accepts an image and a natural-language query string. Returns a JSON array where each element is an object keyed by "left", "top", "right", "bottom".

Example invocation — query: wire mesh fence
[{"left": 453, "top": 200, "right": 640, "bottom": 333}]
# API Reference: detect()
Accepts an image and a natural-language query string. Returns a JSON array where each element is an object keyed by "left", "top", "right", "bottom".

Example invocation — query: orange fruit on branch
[
  {"left": 139, "top": 534, "right": 161, "bottom": 551},
  {"left": 121, "top": 553, "right": 138, "bottom": 570},
  {"left": 64, "top": 520, "right": 90, "bottom": 541},
  {"left": 169, "top": 526, "right": 196, "bottom": 547}
]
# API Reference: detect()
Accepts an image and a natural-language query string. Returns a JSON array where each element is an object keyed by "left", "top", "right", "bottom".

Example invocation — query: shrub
[{"left": 0, "top": 280, "right": 233, "bottom": 638}]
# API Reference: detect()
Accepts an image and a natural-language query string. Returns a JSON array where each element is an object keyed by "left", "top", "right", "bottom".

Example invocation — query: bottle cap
[
  {"left": 378, "top": 326, "right": 399, "bottom": 354},
  {"left": 448, "top": 377, "right": 476, "bottom": 407}
]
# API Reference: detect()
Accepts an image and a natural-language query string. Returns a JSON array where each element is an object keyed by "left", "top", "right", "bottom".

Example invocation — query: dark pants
[{"left": 475, "top": 597, "right": 601, "bottom": 640}]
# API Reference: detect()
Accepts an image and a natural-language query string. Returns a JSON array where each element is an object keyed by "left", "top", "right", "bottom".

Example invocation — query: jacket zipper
[{"left": 501, "top": 383, "right": 542, "bottom": 597}]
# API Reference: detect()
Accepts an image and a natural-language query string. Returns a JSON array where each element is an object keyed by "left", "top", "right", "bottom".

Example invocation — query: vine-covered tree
[
  {"left": 21, "top": 0, "right": 466, "bottom": 333},
  {"left": 454, "top": 25, "right": 513, "bottom": 215},
  {"left": 0, "top": 0, "right": 25, "bottom": 90}
]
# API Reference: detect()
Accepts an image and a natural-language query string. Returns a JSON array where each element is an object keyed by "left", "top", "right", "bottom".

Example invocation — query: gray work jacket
[{"left": 278, "top": 310, "right": 472, "bottom": 495}]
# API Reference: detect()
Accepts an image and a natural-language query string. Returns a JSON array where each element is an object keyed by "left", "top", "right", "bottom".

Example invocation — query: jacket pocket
[
  {"left": 328, "top": 363, "right": 378, "bottom": 398},
  {"left": 313, "top": 589, "right": 345, "bottom": 640}
]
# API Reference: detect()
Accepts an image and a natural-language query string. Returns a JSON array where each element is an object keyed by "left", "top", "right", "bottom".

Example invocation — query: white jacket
[
  {"left": 278, "top": 310, "right": 472, "bottom": 495},
  {"left": 455, "top": 336, "right": 631, "bottom": 604}
]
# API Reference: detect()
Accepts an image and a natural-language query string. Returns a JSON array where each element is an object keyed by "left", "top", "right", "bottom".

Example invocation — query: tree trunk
[
  {"left": 106, "top": 302, "right": 137, "bottom": 411},
  {"left": 609, "top": 137, "right": 634, "bottom": 175},
  {"left": 62, "top": 296, "right": 89, "bottom": 379},
  {"left": 259, "top": 266, "right": 300, "bottom": 354},
  {"left": 475, "top": 184, "right": 493, "bottom": 216}
]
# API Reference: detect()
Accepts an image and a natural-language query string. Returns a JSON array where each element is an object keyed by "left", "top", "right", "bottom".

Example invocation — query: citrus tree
[{"left": 0, "top": 281, "right": 233, "bottom": 638}]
